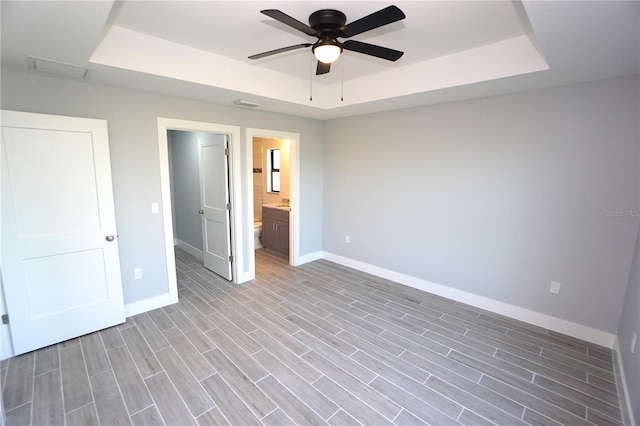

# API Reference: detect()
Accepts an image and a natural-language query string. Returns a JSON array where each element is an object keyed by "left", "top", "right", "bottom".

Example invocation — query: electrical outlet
[
  {"left": 134, "top": 268, "right": 143, "bottom": 280},
  {"left": 550, "top": 281, "right": 561, "bottom": 294},
  {"left": 631, "top": 332, "right": 637, "bottom": 354},
  {"left": 151, "top": 203, "right": 159, "bottom": 214},
  {"left": 345, "top": 235, "right": 350, "bottom": 244}
]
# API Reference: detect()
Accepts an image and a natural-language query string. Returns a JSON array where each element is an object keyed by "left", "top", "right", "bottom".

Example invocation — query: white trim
[
  {"left": 174, "top": 238, "right": 203, "bottom": 260},
  {"left": 125, "top": 292, "right": 178, "bottom": 318},
  {"left": 157, "top": 118, "right": 243, "bottom": 285},
  {"left": 297, "top": 251, "right": 324, "bottom": 265},
  {"left": 322, "top": 251, "right": 616, "bottom": 348},
  {"left": 613, "top": 336, "right": 637, "bottom": 426}
]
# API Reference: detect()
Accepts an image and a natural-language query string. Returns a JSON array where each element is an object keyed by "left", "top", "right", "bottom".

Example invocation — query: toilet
[{"left": 254, "top": 221, "right": 262, "bottom": 249}]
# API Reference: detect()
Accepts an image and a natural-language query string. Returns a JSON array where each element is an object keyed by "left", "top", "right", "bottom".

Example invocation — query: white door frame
[
  {"left": 245, "top": 128, "right": 301, "bottom": 278},
  {"left": 158, "top": 118, "right": 244, "bottom": 283}
]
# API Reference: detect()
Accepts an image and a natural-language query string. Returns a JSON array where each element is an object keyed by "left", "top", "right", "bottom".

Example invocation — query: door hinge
[
  {"left": 224, "top": 148, "right": 229, "bottom": 156},
  {"left": 1, "top": 314, "right": 8, "bottom": 325},
  {"left": 226, "top": 203, "right": 231, "bottom": 210},
  {"left": 228, "top": 255, "right": 233, "bottom": 263}
]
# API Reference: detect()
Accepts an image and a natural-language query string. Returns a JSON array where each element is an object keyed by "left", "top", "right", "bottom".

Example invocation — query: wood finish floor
[{"left": 1, "top": 247, "right": 628, "bottom": 426}]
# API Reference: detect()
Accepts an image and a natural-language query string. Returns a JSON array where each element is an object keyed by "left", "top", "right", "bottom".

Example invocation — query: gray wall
[
  {"left": 323, "top": 75, "right": 640, "bottom": 333},
  {"left": 168, "top": 130, "right": 205, "bottom": 251},
  {"left": 0, "top": 67, "right": 324, "bottom": 305}
]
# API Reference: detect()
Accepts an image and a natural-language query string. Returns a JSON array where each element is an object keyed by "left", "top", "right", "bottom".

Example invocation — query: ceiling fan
[{"left": 249, "top": 5, "right": 406, "bottom": 75}]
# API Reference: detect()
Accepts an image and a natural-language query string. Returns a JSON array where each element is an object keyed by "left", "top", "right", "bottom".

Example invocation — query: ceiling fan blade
[
  {"left": 249, "top": 43, "right": 312, "bottom": 60},
  {"left": 343, "top": 40, "right": 403, "bottom": 61},
  {"left": 342, "top": 5, "right": 405, "bottom": 38},
  {"left": 316, "top": 61, "right": 331, "bottom": 75},
  {"left": 261, "top": 9, "right": 318, "bottom": 37}
]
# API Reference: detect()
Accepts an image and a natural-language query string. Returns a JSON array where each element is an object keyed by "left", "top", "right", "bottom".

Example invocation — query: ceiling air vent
[
  {"left": 27, "top": 56, "right": 90, "bottom": 79},
  {"left": 233, "top": 99, "right": 262, "bottom": 108}
]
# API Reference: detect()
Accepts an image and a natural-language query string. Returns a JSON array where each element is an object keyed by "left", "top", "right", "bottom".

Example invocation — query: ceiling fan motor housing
[{"left": 309, "top": 9, "right": 346, "bottom": 35}]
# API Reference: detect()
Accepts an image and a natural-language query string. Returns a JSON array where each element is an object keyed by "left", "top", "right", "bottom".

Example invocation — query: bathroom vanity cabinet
[{"left": 262, "top": 206, "right": 289, "bottom": 256}]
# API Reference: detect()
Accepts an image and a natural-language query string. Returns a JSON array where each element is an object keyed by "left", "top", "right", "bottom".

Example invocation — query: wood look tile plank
[
  {"left": 286, "top": 314, "right": 356, "bottom": 356},
  {"left": 163, "top": 327, "right": 216, "bottom": 380},
  {"left": 201, "top": 374, "right": 261, "bottom": 426},
  {"left": 301, "top": 350, "right": 401, "bottom": 421},
  {"left": 262, "top": 408, "right": 296, "bottom": 426},
  {"left": 147, "top": 308, "right": 175, "bottom": 331},
  {"left": 349, "top": 350, "right": 461, "bottom": 419},
  {"left": 208, "top": 311, "right": 262, "bottom": 354},
  {"left": 249, "top": 329, "right": 322, "bottom": 383},
  {"left": 393, "top": 409, "right": 429, "bottom": 426},
  {"left": 252, "top": 349, "right": 338, "bottom": 419},
  {"left": 255, "top": 375, "right": 326, "bottom": 426},
  {"left": 293, "top": 330, "right": 376, "bottom": 384},
  {"left": 66, "top": 403, "right": 99, "bottom": 426},
  {"left": 130, "top": 405, "right": 165, "bottom": 426},
  {"left": 155, "top": 347, "right": 214, "bottom": 417},
  {"left": 81, "top": 333, "right": 110, "bottom": 378},
  {"left": 196, "top": 407, "right": 230, "bottom": 426},
  {"left": 90, "top": 370, "right": 132, "bottom": 426},
  {"left": 145, "top": 372, "right": 197, "bottom": 426},
  {"left": 32, "top": 369, "right": 64, "bottom": 426},
  {"left": 132, "top": 312, "right": 171, "bottom": 351},
  {"left": 3, "top": 352, "right": 34, "bottom": 410},
  {"left": 106, "top": 345, "right": 153, "bottom": 415},
  {"left": 479, "top": 375, "right": 590, "bottom": 425},
  {"left": 34, "top": 344, "right": 59, "bottom": 376},
  {"left": 202, "top": 348, "right": 276, "bottom": 418},
  {"left": 425, "top": 375, "right": 527, "bottom": 425},
  {"left": 313, "top": 376, "right": 391, "bottom": 425},
  {"left": 100, "top": 326, "right": 125, "bottom": 350},
  {"left": 369, "top": 376, "right": 458, "bottom": 426},
  {"left": 60, "top": 344, "right": 92, "bottom": 413},
  {"left": 169, "top": 311, "right": 216, "bottom": 353},
  {"left": 120, "top": 326, "right": 162, "bottom": 378},
  {"left": 5, "top": 403, "right": 31, "bottom": 426},
  {"left": 206, "top": 328, "right": 268, "bottom": 382}
]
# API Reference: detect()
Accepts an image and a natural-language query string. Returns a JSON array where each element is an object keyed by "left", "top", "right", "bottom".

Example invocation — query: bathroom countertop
[{"left": 262, "top": 203, "right": 291, "bottom": 212}]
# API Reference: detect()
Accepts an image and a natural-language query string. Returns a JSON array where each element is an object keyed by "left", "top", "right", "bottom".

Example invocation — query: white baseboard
[
  {"left": 125, "top": 292, "right": 178, "bottom": 317},
  {"left": 175, "top": 238, "right": 204, "bottom": 260},
  {"left": 294, "top": 250, "right": 323, "bottom": 266},
  {"left": 322, "top": 251, "right": 616, "bottom": 348},
  {"left": 613, "top": 336, "right": 637, "bottom": 426}
]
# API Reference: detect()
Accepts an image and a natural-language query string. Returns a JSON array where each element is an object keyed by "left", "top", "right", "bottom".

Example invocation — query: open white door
[
  {"left": 198, "top": 136, "right": 233, "bottom": 280},
  {"left": 1, "top": 110, "right": 125, "bottom": 355}
]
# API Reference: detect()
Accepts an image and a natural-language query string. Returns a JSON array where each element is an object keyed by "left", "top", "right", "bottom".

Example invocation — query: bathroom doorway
[{"left": 246, "top": 128, "right": 300, "bottom": 280}]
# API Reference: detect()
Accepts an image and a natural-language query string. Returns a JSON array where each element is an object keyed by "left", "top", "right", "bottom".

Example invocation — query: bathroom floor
[{"left": 1, "top": 247, "right": 629, "bottom": 425}]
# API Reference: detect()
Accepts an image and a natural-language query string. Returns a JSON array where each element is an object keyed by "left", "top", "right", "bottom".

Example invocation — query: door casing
[{"left": 157, "top": 119, "right": 300, "bottom": 284}]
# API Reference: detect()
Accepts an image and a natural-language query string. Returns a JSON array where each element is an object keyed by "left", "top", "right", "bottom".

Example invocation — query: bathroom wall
[
  {"left": 256, "top": 137, "right": 290, "bottom": 206},
  {"left": 253, "top": 138, "right": 263, "bottom": 222}
]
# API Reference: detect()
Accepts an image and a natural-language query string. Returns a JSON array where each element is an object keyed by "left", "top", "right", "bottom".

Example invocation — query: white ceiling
[{"left": 1, "top": 1, "right": 638, "bottom": 120}]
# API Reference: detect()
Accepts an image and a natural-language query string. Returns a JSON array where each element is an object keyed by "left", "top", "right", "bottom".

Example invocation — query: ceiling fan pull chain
[
  {"left": 310, "top": 53, "right": 314, "bottom": 101},
  {"left": 341, "top": 56, "right": 344, "bottom": 102}
]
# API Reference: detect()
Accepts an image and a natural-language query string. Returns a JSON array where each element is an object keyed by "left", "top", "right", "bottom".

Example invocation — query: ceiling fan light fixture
[{"left": 313, "top": 43, "right": 342, "bottom": 64}]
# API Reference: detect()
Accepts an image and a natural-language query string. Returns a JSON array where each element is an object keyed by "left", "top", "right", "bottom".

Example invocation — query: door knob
[
  {"left": 198, "top": 210, "right": 204, "bottom": 215},
  {"left": 105, "top": 235, "right": 115, "bottom": 242}
]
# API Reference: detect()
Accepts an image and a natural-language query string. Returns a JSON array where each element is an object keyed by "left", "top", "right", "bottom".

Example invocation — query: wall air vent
[
  {"left": 27, "top": 56, "right": 90, "bottom": 79},
  {"left": 233, "top": 99, "right": 262, "bottom": 108}
]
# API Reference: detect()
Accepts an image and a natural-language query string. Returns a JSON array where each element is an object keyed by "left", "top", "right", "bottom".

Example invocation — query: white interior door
[
  {"left": 1, "top": 110, "right": 125, "bottom": 355},
  {"left": 198, "top": 136, "right": 233, "bottom": 280}
]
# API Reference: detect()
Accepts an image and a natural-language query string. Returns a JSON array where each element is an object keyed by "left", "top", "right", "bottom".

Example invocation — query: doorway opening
[
  {"left": 157, "top": 120, "right": 300, "bottom": 286},
  {"left": 245, "top": 128, "right": 301, "bottom": 281},
  {"left": 168, "top": 130, "right": 233, "bottom": 281}
]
